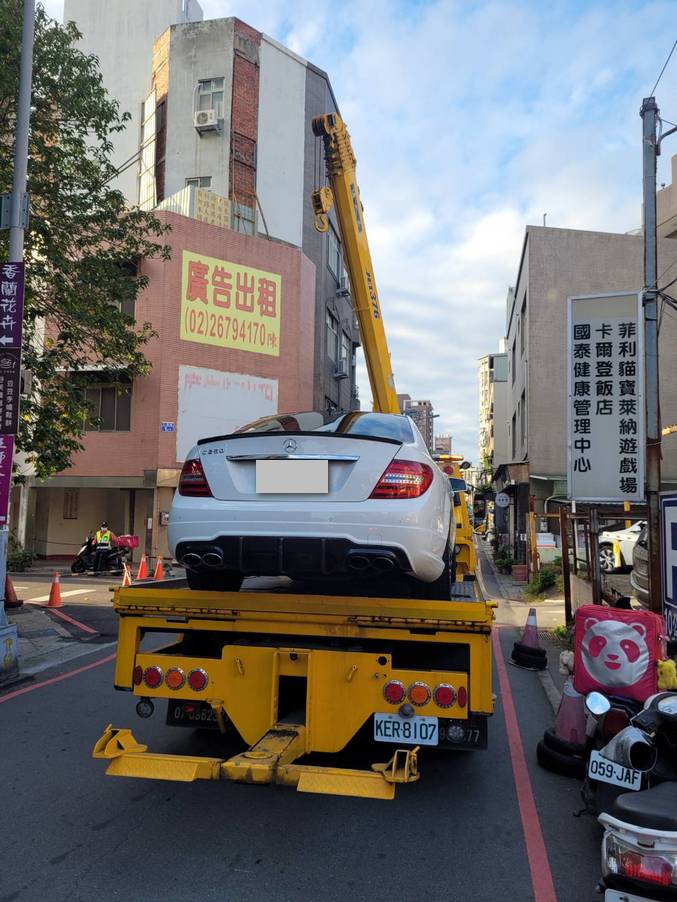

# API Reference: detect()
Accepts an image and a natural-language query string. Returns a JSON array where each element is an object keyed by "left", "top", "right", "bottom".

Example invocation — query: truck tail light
[
  {"left": 434, "top": 684, "right": 456, "bottom": 708},
  {"left": 188, "top": 668, "right": 208, "bottom": 691},
  {"left": 133, "top": 665, "right": 143, "bottom": 686},
  {"left": 165, "top": 667, "right": 186, "bottom": 690},
  {"left": 370, "top": 460, "right": 434, "bottom": 499},
  {"left": 408, "top": 681, "right": 431, "bottom": 706},
  {"left": 142, "top": 665, "right": 163, "bottom": 689},
  {"left": 178, "top": 459, "right": 212, "bottom": 497},
  {"left": 383, "top": 680, "right": 405, "bottom": 704},
  {"left": 457, "top": 686, "right": 467, "bottom": 708}
]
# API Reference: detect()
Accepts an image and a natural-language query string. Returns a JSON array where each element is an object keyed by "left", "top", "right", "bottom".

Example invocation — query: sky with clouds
[{"left": 42, "top": 0, "right": 677, "bottom": 462}]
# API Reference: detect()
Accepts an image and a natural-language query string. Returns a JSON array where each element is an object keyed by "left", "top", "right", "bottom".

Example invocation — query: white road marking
[{"left": 28, "top": 588, "right": 92, "bottom": 603}]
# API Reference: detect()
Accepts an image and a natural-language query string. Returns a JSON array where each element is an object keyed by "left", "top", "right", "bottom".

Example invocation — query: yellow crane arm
[{"left": 312, "top": 113, "right": 399, "bottom": 415}]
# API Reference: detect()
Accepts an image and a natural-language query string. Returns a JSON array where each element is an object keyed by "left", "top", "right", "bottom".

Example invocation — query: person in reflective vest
[{"left": 93, "top": 521, "right": 118, "bottom": 572}]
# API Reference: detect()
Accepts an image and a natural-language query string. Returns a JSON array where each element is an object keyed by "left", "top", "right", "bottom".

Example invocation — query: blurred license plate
[
  {"left": 604, "top": 890, "right": 653, "bottom": 901},
  {"left": 256, "top": 459, "right": 328, "bottom": 493},
  {"left": 588, "top": 750, "right": 641, "bottom": 790},
  {"left": 166, "top": 701, "right": 219, "bottom": 729},
  {"left": 374, "top": 714, "right": 438, "bottom": 745}
]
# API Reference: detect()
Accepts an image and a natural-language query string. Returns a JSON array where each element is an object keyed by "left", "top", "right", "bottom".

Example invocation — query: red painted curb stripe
[
  {"left": 493, "top": 628, "right": 558, "bottom": 902},
  {"left": 46, "top": 607, "right": 98, "bottom": 635},
  {"left": 0, "top": 652, "right": 116, "bottom": 704}
]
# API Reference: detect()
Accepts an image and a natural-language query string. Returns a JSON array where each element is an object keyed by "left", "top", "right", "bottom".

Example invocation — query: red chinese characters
[{"left": 185, "top": 260, "right": 209, "bottom": 304}]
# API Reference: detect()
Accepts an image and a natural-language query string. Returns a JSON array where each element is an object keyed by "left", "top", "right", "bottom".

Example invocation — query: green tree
[{"left": 0, "top": 1, "right": 170, "bottom": 478}]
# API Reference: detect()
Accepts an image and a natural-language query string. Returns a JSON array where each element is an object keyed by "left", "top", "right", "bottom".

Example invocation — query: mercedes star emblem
[{"left": 283, "top": 439, "right": 298, "bottom": 452}]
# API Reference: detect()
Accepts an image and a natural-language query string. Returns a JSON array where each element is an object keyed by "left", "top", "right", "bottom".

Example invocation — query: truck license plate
[
  {"left": 588, "top": 750, "right": 641, "bottom": 790},
  {"left": 166, "top": 701, "right": 219, "bottom": 729},
  {"left": 374, "top": 713, "right": 438, "bottom": 745}
]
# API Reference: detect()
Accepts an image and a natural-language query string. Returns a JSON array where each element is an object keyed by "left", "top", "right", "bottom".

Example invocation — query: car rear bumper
[{"left": 630, "top": 567, "right": 650, "bottom": 607}]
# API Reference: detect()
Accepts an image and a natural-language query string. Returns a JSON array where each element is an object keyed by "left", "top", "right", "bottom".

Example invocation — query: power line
[{"left": 649, "top": 39, "right": 677, "bottom": 97}]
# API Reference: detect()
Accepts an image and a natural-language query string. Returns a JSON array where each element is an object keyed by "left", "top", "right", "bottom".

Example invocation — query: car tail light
[
  {"left": 178, "top": 458, "right": 212, "bottom": 497},
  {"left": 188, "top": 668, "right": 208, "bottom": 691},
  {"left": 370, "top": 460, "right": 434, "bottom": 499},
  {"left": 142, "top": 665, "right": 163, "bottom": 689},
  {"left": 434, "top": 684, "right": 456, "bottom": 708},
  {"left": 383, "top": 680, "right": 405, "bottom": 704},
  {"left": 165, "top": 667, "right": 186, "bottom": 690},
  {"left": 408, "top": 681, "right": 431, "bottom": 706},
  {"left": 602, "top": 707, "right": 630, "bottom": 739},
  {"left": 133, "top": 665, "right": 143, "bottom": 686},
  {"left": 457, "top": 686, "right": 467, "bottom": 708}
]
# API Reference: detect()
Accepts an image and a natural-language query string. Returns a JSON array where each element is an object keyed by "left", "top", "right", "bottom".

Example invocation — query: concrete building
[
  {"left": 63, "top": 8, "right": 360, "bottom": 415},
  {"left": 28, "top": 212, "right": 315, "bottom": 561},
  {"left": 478, "top": 342, "right": 508, "bottom": 475},
  {"left": 397, "top": 395, "right": 435, "bottom": 451},
  {"left": 493, "top": 225, "right": 677, "bottom": 564},
  {"left": 63, "top": 0, "right": 204, "bottom": 202}
]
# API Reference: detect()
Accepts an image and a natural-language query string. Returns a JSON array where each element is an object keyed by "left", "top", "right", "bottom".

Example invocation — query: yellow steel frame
[{"left": 95, "top": 586, "right": 494, "bottom": 798}]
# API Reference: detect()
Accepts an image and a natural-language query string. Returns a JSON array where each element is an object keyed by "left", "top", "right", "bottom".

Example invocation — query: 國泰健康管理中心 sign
[
  {"left": 567, "top": 292, "right": 645, "bottom": 503},
  {"left": 180, "top": 250, "right": 281, "bottom": 357}
]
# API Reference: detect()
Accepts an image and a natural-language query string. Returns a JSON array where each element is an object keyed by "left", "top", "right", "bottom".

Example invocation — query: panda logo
[{"left": 581, "top": 617, "right": 650, "bottom": 689}]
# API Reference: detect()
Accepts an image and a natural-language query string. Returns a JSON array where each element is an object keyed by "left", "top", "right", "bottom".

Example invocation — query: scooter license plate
[
  {"left": 605, "top": 889, "right": 656, "bottom": 901},
  {"left": 588, "top": 750, "right": 641, "bottom": 790},
  {"left": 373, "top": 713, "right": 438, "bottom": 745}
]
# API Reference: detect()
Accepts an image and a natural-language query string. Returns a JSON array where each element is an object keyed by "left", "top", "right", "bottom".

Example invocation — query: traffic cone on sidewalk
[
  {"left": 4, "top": 575, "right": 22, "bottom": 608},
  {"left": 510, "top": 607, "right": 547, "bottom": 670},
  {"left": 153, "top": 558, "right": 164, "bottom": 581},
  {"left": 121, "top": 564, "right": 132, "bottom": 587},
  {"left": 553, "top": 678, "right": 587, "bottom": 746},
  {"left": 136, "top": 554, "right": 148, "bottom": 581},
  {"left": 47, "top": 571, "right": 63, "bottom": 608}
]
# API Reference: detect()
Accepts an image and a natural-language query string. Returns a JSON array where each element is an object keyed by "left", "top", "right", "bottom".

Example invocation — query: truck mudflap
[{"left": 93, "top": 723, "right": 419, "bottom": 801}]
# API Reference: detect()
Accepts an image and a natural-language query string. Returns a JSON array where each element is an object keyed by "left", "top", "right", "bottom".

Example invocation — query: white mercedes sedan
[{"left": 169, "top": 411, "right": 455, "bottom": 598}]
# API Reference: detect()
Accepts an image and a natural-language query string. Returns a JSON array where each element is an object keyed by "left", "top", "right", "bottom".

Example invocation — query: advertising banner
[
  {"left": 661, "top": 493, "right": 677, "bottom": 641},
  {"left": 0, "top": 435, "right": 14, "bottom": 526},
  {"left": 567, "top": 292, "right": 644, "bottom": 502},
  {"left": 180, "top": 250, "right": 281, "bottom": 357}
]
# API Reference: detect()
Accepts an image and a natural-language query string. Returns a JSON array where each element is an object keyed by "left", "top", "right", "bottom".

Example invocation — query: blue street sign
[
  {"left": 660, "top": 493, "right": 677, "bottom": 640},
  {"left": 160, "top": 421, "right": 175, "bottom": 433}
]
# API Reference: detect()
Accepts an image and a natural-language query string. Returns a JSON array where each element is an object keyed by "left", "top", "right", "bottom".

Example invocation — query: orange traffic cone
[
  {"left": 510, "top": 607, "right": 547, "bottom": 670},
  {"left": 4, "top": 574, "right": 22, "bottom": 608},
  {"left": 47, "top": 571, "right": 63, "bottom": 608},
  {"left": 121, "top": 564, "right": 132, "bottom": 587},
  {"left": 153, "top": 558, "right": 164, "bottom": 581},
  {"left": 136, "top": 554, "right": 148, "bottom": 581}
]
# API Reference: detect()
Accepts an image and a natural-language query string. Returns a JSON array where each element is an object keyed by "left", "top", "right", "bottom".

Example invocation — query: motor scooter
[
  {"left": 70, "top": 534, "right": 128, "bottom": 574},
  {"left": 590, "top": 692, "right": 677, "bottom": 900}
]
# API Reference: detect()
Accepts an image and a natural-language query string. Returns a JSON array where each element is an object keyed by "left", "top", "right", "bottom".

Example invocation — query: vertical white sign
[{"left": 567, "top": 292, "right": 645, "bottom": 502}]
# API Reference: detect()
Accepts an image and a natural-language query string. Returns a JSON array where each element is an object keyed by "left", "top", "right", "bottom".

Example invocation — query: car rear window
[{"left": 234, "top": 411, "right": 415, "bottom": 443}]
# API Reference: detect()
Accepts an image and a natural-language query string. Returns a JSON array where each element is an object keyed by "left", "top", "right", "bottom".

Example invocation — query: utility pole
[
  {"left": 640, "top": 96, "right": 662, "bottom": 615},
  {"left": 0, "top": 0, "right": 34, "bottom": 678}
]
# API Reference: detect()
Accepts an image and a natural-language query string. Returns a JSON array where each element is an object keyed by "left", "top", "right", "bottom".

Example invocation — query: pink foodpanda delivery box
[{"left": 573, "top": 605, "right": 665, "bottom": 702}]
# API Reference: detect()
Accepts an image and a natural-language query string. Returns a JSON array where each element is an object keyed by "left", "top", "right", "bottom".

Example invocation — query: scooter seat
[{"left": 612, "top": 781, "right": 677, "bottom": 831}]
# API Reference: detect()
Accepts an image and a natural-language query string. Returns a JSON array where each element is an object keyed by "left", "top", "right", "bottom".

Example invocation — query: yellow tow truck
[{"left": 93, "top": 113, "right": 494, "bottom": 800}]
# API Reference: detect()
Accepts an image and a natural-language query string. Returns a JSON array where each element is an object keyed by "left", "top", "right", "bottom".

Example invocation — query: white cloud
[{"left": 32, "top": 1, "right": 677, "bottom": 461}]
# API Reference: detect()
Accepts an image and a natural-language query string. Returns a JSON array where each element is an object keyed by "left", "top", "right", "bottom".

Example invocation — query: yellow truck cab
[{"left": 433, "top": 454, "right": 477, "bottom": 582}]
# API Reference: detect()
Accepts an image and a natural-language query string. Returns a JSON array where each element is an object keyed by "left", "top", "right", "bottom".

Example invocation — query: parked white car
[
  {"left": 598, "top": 521, "right": 645, "bottom": 573},
  {"left": 169, "top": 411, "right": 455, "bottom": 598}
]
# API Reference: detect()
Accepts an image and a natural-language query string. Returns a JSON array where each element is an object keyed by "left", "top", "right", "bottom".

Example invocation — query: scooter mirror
[{"left": 585, "top": 691, "right": 611, "bottom": 717}]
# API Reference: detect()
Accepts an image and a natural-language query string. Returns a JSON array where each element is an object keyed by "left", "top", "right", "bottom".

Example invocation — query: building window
[
  {"left": 185, "top": 176, "right": 212, "bottom": 189},
  {"left": 511, "top": 341, "right": 516, "bottom": 384},
  {"left": 63, "top": 488, "right": 79, "bottom": 520},
  {"left": 325, "top": 396, "right": 338, "bottom": 415},
  {"left": 520, "top": 296, "right": 526, "bottom": 357},
  {"left": 340, "top": 332, "right": 350, "bottom": 372},
  {"left": 196, "top": 77, "right": 224, "bottom": 118},
  {"left": 327, "top": 223, "right": 342, "bottom": 282},
  {"left": 512, "top": 412, "right": 517, "bottom": 459},
  {"left": 520, "top": 390, "right": 526, "bottom": 447},
  {"left": 84, "top": 384, "right": 132, "bottom": 432},
  {"left": 326, "top": 310, "right": 339, "bottom": 361}
]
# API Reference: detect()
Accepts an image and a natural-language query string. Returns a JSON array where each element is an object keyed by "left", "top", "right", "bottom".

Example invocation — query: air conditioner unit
[
  {"left": 337, "top": 275, "right": 350, "bottom": 297},
  {"left": 193, "top": 109, "right": 218, "bottom": 131},
  {"left": 334, "top": 361, "right": 349, "bottom": 380}
]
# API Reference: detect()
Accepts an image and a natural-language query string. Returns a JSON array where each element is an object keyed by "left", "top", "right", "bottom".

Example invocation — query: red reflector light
[
  {"left": 178, "top": 458, "right": 213, "bottom": 497},
  {"left": 370, "top": 460, "right": 434, "bottom": 499},
  {"left": 602, "top": 707, "right": 630, "bottom": 740},
  {"left": 457, "top": 686, "right": 467, "bottom": 708},
  {"left": 133, "top": 665, "right": 143, "bottom": 686},
  {"left": 434, "top": 684, "right": 456, "bottom": 708},
  {"left": 142, "top": 665, "right": 163, "bottom": 689},
  {"left": 383, "top": 680, "right": 406, "bottom": 704},
  {"left": 408, "top": 681, "right": 431, "bottom": 706},
  {"left": 188, "top": 668, "right": 208, "bottom": 691},
  {"left": 619, "top": 851, "right": 673, "bottom": 886},
  {"left": 165, "top": 667, "right": 186, "bottom": 690}
]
